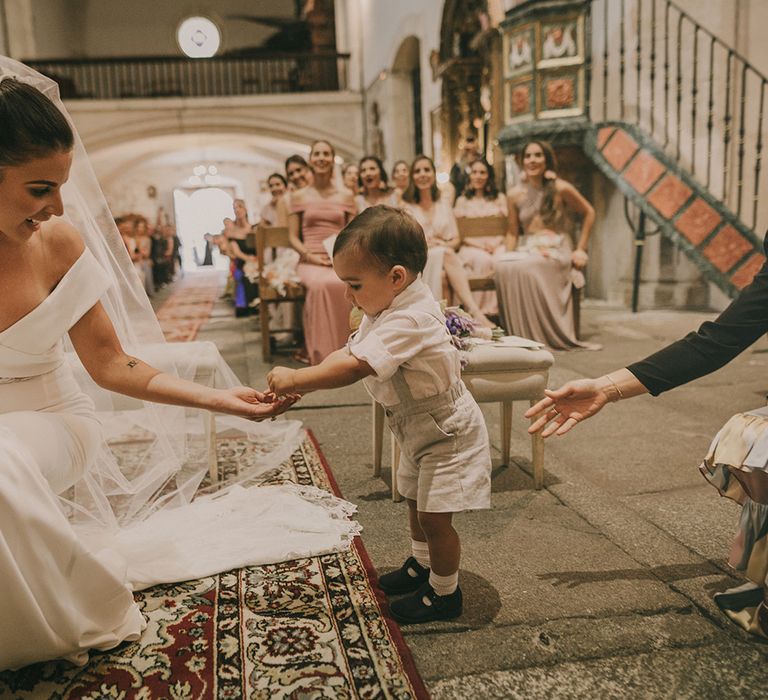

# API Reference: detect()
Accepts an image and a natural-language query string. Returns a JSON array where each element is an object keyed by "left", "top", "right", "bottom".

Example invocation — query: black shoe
[
  {"left": 389, "top": 582, "right": 463, "bottom": 624},
  {"left": 377, "top": 557, "right": 430, "bottom": 595},
  {"left": 714, "top": 584, "right": 765, "bottom": 612}
]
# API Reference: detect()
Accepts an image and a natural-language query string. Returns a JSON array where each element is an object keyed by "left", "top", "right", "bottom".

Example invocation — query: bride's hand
[
  {"left": 215, "top": 386, "right": 299, "bottom": 420},
  {"left": 524, "top": 379, "right": 610, "bottom": 437}
]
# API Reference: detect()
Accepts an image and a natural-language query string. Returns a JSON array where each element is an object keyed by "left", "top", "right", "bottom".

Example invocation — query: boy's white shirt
[{"left": 347, "top": 277, "right": 461, "bottom": 407}]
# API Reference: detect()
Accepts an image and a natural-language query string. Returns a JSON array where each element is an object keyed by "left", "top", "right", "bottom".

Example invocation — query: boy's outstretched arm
[{"left": 268, "top": 348, "right": 374, "bottom": 395}]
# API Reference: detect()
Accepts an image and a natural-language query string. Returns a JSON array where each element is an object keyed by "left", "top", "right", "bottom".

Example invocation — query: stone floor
[{"left": 166, "top": 274, "right": 768, "bottom": 699}]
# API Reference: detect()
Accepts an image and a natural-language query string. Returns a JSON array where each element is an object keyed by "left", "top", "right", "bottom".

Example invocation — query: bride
[{"left": 0, "top": 60, "right": 359, "bottom": 670}]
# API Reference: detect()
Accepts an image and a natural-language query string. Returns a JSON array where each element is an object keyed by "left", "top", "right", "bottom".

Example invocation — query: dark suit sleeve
[{"left": 627, "top": 235, "right": 768, "bottom": 396}]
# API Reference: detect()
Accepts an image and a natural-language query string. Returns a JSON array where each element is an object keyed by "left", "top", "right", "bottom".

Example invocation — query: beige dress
[
  {"left": 454, "top": 194, "right": 508, "bottom": 315},
  {"left": 403, "top": 199, "right": 457, "bottom": 302},
  {"left": 494, "top": 182, "right": 586, "bottom": 349},
  {"left": 292, "top": 198, "right": 356, "bottom": 365}
]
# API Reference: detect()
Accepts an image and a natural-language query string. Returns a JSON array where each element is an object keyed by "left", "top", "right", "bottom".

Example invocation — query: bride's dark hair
[{"left": 0, "top": 78, "right": 74, "bottom": 167}]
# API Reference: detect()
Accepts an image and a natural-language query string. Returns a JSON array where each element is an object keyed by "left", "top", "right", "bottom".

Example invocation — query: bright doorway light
[{"left": 173, "top": 187, "right": 234, "bottom": 270}]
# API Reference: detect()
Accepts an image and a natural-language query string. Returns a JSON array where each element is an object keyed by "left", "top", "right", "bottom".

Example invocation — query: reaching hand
[
  {"left": 524, "top": 379, "right": 611, "bottom": 437},
  {"left": 267, "top": 366, "right": 298, "bottom": 395},
  {"left": 216, "top": 386, "right": 299, "bottom": 421}
]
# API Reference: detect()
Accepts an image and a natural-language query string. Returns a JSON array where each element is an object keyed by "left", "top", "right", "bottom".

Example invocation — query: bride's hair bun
[{"left": 0, "top": 77, "right": 74, "bottom": 168}]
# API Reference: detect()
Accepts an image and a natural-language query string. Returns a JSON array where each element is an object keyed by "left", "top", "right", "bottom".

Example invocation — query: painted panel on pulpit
[
  {"left": 505, "top": 26, "right": 534, "bottom": 78},
  {"left": 506, "top": 77, "right": 535, "bottom": 122},
  {"left": 538, "top": 16, "right": 584, "bottom": 69},
  {"left": 538, "top": 68, "right": 583, "bottom": 118}
]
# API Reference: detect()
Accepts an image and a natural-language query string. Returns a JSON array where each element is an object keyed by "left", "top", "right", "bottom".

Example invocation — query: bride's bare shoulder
[{"left": 43, "top": 219, "right": 86, "bottom": 269}]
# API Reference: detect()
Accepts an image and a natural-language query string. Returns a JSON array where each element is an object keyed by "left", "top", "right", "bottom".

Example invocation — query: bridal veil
[{"left": 0, "top": 56, "right": 359, "bottom": 591}]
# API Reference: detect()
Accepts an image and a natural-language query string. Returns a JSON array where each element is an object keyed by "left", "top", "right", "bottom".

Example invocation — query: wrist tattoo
[{"left": 126, "top": 358, "right": 138, "bottom": 368}]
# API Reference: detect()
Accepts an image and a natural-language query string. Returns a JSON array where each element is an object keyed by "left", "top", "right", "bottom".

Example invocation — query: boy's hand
[{"left": 268, "top": 366, "right": 298, "bottom": 395}]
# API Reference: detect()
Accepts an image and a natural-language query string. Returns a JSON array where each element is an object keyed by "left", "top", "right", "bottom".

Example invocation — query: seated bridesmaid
[
  {"left": 402, "top": 155, "right": 494, "bottom": 328},
  {"left": 454, "top": 158, "right": 511, "bottom": 316},
  {"left": 354, "top": 155, "right": 399, "bottom": 212},
  {"left": 341, "top": 162, "right": 359, "bottom": 194},
  {"left": 288, "top": 139, "right": 357, "bottom": 365},
  {"left": 495, "top": 140, "right": 598, "bottom": 350},
  {"left": 391, "top": 159, "right": 410, "bottom": 199}
]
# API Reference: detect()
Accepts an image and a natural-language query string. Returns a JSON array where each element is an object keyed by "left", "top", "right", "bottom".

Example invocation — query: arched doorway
[
  {"left": 173, "top": 186, "right": 236, "bottom": 271},
  {"left": 437, "top": 1, "right": 503, "bottom": 173},
  {"left": 390, "top": 35, "right": 423, "bottom": 163}
]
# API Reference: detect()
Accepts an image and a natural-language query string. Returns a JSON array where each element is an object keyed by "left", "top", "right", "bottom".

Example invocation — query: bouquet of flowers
[
  {"left": 443, "top": 306, "right": 501, "bottom": 352},
  {"left": 244, "top": 249, "right": 302, "bottom": 297}
]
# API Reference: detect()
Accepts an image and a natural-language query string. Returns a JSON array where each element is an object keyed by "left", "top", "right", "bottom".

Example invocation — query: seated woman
[
  {"left": 227, "top": 198, "right": 258, "bottom": 317},
  {"left": 260, "top": 172, "right": 287, "bottom": 226},
  {"left": 391, "top": 159, "right": 410, "bottom": 198},
  {"left": 288, "top": 139, "right": 357, "bottom": 365},
  {"left": 454, "top": 158, "right": 511, "bottom": 316},
  {"left": 402, "top": 155, "right": 494, "bottom": 328},
  {"left": 341, "top": 162, "right": 359, "bottom": 194},
  {"left": 495, "top": 140, "right": 597, "bottom": 349},
  {"left": 355, "top": 155, "right": 399, "bottom": 212}
]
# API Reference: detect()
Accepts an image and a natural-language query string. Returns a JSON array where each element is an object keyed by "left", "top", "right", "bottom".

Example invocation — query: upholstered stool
[{"left": 372, "top": 343, "right": 555, "bottom": 501}]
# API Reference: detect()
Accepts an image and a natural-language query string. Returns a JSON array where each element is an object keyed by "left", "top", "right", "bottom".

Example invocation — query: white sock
[
  {"left": 429, "top": 570, "right": 458, "bottom": 596},
  {"left": 410, "top": 539, "right": 431, "bottom": 569}
]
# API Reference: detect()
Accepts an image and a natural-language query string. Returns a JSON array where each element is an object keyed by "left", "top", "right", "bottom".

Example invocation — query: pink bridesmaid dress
[{"left": 292, "top": 198, "right": 356, "bottom": 365}]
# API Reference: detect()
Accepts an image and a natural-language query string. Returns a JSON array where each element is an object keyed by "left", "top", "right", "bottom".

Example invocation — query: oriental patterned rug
[
  {"left": 0, "top": 433, "right": 429, "bottom": 700},
  {"left": 156, "top": 270, "right": 220, "bottom": 342}
]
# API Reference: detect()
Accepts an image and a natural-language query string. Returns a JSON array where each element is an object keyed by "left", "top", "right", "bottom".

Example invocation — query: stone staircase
[{"left": 585, "top": 120, "right": 765, "bottom": 296}]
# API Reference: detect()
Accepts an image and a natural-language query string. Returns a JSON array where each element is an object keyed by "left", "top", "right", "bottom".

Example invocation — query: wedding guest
[
  {"left": 150, "top": 221, "right": 168, "bottom": 288},
  {"left": 355, "top": 155, "right": 399, "bottom": 212},
  {"left": 260, "top": 173, "right": 287, "bottom": 226},
  {"left": 218, "top": 219, "right": 236, "bottom": 300},
  {"left": 268, "top": 205, "right": 492, "bottom": 624},
  {"left": 285, "top": 154, "right": 313, "bottom": 191},
  {"left": 449, "top": 133, "right": 480, "bottom": 204},
  {"left": 454, "top": 158, "right": 511, "bottom": 316},
  {"left": 341, "top": 162, "right": 359, "bottom": 194},
  {"left": 402, "top": 155, "right": 494, "bottom": 328},
  {"left": 116, "top": 216, "right": 140, "bottom": 264},
  {"left": 227, "top": 199, "right": 258, "bottom": 317},
  {"left": 391, "top": 159, "right": 410, "bottom": 197},
  {"left": 526, "top": 237, "right": 768, "bottom": 638},
  {"left": 135, "top": 216, "right": 155, "bottom": 297},
  {"left": 495, "top": 140, "right": 597, "bottom": 349},
  {"left": 288, "top": 139, "right": 357, "bottom": 364}
]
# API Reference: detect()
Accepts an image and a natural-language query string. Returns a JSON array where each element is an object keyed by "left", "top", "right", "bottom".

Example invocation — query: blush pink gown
[{"left": 292, "top": 199, "right": 356, "bottom": 365}]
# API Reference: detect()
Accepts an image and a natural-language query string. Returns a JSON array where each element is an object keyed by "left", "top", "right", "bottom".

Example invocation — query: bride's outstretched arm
[{"left": 68, "top": 301, "right": 296, "bottom": 420}]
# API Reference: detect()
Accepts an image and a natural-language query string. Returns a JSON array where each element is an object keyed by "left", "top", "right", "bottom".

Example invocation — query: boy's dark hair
[
  {"left": 0, "top": 78, "right": 74, "bottom": 168},
  {"left": 333, "top": 204, "right": 428, "bottom": 274}
]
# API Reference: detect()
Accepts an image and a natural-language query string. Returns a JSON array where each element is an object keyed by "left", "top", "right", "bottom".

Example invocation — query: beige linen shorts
[{"left": 386, "top": 386, "right": 491, "bottom": 513}]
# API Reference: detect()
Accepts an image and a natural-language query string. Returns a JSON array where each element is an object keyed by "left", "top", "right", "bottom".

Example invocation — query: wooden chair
[
  {"left": 456, "top": 215, "right": 509, "bottom": 294},
  {"left": 247, "top": 225, "right": 305, "bottom": 362},
  {"left": 458, "top": 216, "right": 583, "bottom": 339}
]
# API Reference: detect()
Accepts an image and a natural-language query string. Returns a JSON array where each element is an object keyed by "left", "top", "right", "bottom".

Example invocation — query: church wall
[
  {"left": 66, "top": 92, "right": 363, "bottom": 161},
  {"left": 355, "top": 0, "right": 444, "bottom": 170},
  {"left": 675, "top": 0, "right": 768, "bottom": 77}
]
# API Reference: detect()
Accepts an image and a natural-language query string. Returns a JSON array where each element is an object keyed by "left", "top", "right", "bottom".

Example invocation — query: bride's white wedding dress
[
  {"left": 0, "top": 249, "right": 145, "bottom": 668},
  {"left": 0, "top": 248, "right": 360, "bottom": 670}
]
